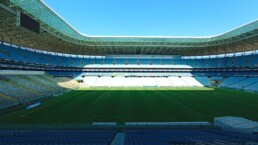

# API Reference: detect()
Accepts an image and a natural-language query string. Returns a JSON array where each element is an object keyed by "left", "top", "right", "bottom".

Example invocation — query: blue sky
[{"left": 43, "top": 0, "right": 258, "bottom": 36}]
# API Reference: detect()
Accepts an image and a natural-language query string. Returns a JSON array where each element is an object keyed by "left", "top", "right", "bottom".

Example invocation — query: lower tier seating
[
  {"left": 220, "top": 77, "right": 258, "bottom": 92},
  {"left": 82, "top": 76, "right": 207, "bottom": 87},
  {"left": 0, "top": 74, "right": 79, "bottom": 109},
  {"left": 0, "top": 128, "right": 256, "bottom": 145}
]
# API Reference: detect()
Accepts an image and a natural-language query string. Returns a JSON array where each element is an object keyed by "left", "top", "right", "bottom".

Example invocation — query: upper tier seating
[{"left": 1, "top": 43, "right": 258, "bottom": 68}]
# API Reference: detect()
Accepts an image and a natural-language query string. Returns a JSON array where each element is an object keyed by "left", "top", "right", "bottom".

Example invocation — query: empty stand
[
  {"left": 1, "top": 43, "right": 258, "bottom": 68},
  {"left": 220, "top": 77, "right": 258, "bottom": 92},
  {"left": 80, "top": 76, "right": 207, "bottom": 87},
  {"left": 0, "top": 129, "right": 116, "bottom": 145},
  {"left": 0, "top": 74, "right": 79, "bottom": 109}
]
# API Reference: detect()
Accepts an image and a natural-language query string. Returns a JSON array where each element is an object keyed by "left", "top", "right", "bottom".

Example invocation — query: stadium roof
[
  {"left": 0, "top": 0, "right": 258, "bottom": 56},
  {"left": 10, "top": 0, "right": 258, "bottom": 42}
]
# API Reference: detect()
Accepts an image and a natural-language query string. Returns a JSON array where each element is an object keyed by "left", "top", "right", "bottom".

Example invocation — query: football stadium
[{"left": 1, "top": 0, "right": 258, "bottom": 144}]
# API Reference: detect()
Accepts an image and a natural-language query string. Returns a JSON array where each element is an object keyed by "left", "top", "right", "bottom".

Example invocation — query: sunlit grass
[{"left": 0, "top": 87, "right": 258, "bottom": 124}]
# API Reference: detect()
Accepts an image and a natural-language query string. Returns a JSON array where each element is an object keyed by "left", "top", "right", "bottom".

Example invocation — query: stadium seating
[
  {"left": 1, "top": 1, "right": 258, "bottom": 143},
  {"left": 140, "top": 77, "right": 157, "bottom": 87},
  {"left": 94, "top": 77, "right": 112, "bottom": 87},
  {"left": 1, "top": 43, "right": 258, "bottom": 109},
  {"left": 155, "top": 77, "right": 173, "bottom": 87},
  {"left": 124, "top": 77, "right": 143, "bottom": 87},
  {"left": 82, "top": 76, "right": 99, "bottom": 87},
  {"left": 0, "top": 74, "right": 79, "bottom": 109},
  {"left": 227, "top": 77, "right": 258, "bottom": 89},
  {"left": 214, "top": 116, "right": 258, "bottom": 133},
  {"left": 81, "top": 76, "right": 208, "bottom": 87},
  {"left": 168, "top": 77, "right": 188, "bottom": 87},
  {"left": 0, "top": 93, "right": 19, "bottom": 109},
  {"left": 124, "top": 129, "right": 255, "bottom": 144},
  {"left": 0, "top": 127, "right": 256, "bottom": 145},
  {"left": 181, "top": 77, "right": 203, "bottom": 87},
  {"left": 110, "top": 77, "right": 126, "bottom": 87},
  {"left": 0, "top": 129, "right": 116, "bottom": 145},
  {"left": 55, "top": 77, "right": 80, "bottom": 89},
  {"left": 1, "top": 43, "right": 258, "bottom": 68},
  {"left": 0, "top": 76, "right": 39, "bottom": 103},
  {"left": 220, "top": 77, "right": 258, "bottom": 92},
  {"left": 245, "top": 81, "right": 258, "bottom": 92},
  {"left": 220, "top": 77, "right": 244, "bottom": 87}
]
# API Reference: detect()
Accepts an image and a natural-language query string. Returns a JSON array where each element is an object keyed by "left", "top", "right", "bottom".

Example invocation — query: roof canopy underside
[
  {"left": 10, "top": 0, "right": 258, "bottom": 44},
  {"left": 0, "top": 0, "right": 258, "bottom": 56}
]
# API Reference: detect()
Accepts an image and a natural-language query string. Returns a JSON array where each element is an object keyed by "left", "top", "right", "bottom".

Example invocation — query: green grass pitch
[{"left": 1, "top": 87, "right": 258, "bottom": 124}]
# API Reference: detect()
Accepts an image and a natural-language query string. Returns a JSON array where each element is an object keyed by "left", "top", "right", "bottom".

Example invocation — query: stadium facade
[{"left": 1, "top": 0, "right": 258, "bottom": 144}]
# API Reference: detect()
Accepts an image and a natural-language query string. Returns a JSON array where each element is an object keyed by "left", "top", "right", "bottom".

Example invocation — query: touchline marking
[{"left": 26, "top": 91, "right": 85, "bottom": 115}]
